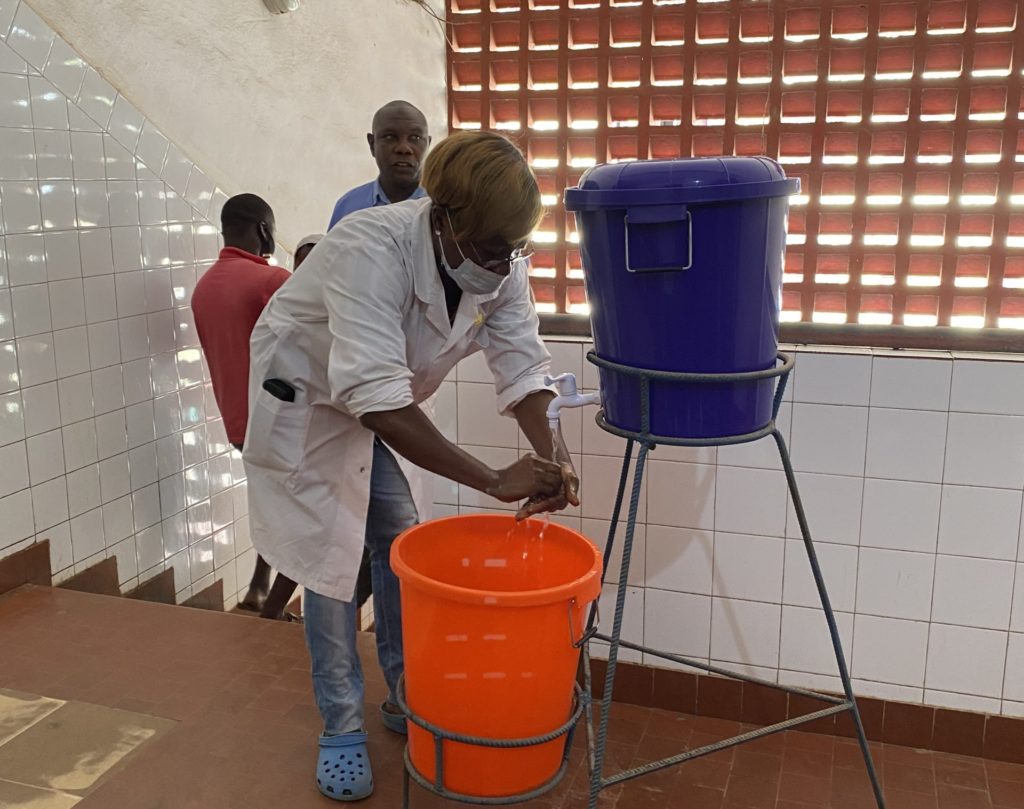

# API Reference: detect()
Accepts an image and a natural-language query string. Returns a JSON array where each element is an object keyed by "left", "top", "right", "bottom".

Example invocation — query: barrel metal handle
[{"left": 569, "top": 598, "right": 600, "bottom": 648}]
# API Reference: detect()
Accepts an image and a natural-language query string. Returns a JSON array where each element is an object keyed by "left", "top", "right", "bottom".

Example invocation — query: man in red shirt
[{"left": 192, "top": 194, "right": 297, "bottom": 619}]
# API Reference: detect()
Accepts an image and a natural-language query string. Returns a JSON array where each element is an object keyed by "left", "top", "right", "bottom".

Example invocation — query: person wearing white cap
[{"left": 295, "top": 234, "right": 324, "bottom": 269}]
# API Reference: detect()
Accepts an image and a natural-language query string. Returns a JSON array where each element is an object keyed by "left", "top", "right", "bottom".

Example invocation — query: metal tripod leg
[
  {"left": 773, "top": 428, "right": 886, "bottom": 809},
  {"left": 588, "top": 443, "right": 649, "bottom": 809}
]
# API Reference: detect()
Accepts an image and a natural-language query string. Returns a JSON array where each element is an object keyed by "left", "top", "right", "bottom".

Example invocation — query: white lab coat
[{"left": 243, "top": 197, "right": 552, "bottom": 601}]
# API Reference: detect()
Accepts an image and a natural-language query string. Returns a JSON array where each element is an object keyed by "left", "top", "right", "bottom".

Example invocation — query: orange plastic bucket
[{"left": 391, "top": 514, "right": 602, "bottom": 798}]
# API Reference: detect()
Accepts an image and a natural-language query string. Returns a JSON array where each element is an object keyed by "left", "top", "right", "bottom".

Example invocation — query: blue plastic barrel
[{"left": 564, "top": 157, "right": 799, "bottom": 439}]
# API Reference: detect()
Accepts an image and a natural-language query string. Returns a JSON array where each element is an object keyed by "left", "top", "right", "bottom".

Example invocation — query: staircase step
[
  {"left": 182, "top": 578, "right": 224, "bottom": 611},
  {"left": 125, "top": 568, "right": 176, "bottom": 605},
  {"left": 57, "top": 557, "right": 120, "bottom": 597},
  {"left": 0, "top": 540, "right": 51, "bottom": 597}
]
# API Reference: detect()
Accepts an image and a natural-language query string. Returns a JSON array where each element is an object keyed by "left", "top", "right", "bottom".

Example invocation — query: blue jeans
[{"left": 303, "top": 440, "right": 417, "bottom": 735}]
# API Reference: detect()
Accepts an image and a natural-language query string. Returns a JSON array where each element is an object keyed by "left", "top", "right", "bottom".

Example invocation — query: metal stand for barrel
[
  {"left": 581, "top": 350, "right": 886, "bottom": 809},
  {"left": 397, "top": 677, "right": 586, "bottom": 807}
]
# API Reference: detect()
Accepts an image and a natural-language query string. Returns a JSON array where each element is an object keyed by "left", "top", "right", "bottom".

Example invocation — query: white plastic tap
[{"left": 545, "top": 372, "right": 601, "bottom": 430}]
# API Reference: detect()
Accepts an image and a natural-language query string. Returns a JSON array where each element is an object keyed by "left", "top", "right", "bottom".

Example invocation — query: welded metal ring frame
[
  {"left": 397, "top": 675, "right": 588, "bottom": 807},
  {"left": 580, "top": 350, "right": 885, "bottom": 809}
]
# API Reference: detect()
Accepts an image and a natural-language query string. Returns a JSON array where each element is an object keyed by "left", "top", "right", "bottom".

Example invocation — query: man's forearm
[{"left": 513, "top": 390, "right": 569, "bottom": 463}]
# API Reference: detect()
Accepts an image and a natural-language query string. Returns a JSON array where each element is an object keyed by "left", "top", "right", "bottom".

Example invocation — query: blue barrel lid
[{"left": 564, "top": 156, "right": 799, "bottom": 210}]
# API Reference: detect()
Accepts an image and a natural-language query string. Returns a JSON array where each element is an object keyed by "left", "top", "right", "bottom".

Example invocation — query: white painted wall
[{"left": 26, "top": 0, "right": 447, "bottom": 246}]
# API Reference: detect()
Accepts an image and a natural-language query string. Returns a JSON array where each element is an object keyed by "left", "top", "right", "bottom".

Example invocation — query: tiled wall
[
  {"left": 437, "top": 341, "right": 1024, "bottom": 719},
  {"left": 0, "top": 3, "right": 266, "bottom": 607}
]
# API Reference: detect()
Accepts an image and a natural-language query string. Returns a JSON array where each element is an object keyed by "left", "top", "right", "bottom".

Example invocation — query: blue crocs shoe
[
  {"left": 380, "top": 702, "right": 407, "bottom": 735},
  {"left": 316, "top": 731, "right": 373, "bottom": 801}
]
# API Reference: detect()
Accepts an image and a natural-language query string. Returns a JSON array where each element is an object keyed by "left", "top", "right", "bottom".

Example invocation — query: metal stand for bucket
[
  {"left": 397, "top": 680, "right": 589, "bottom": 806},
  {"left": 581, "top": 350, "right": 886, "bottom": 809}
]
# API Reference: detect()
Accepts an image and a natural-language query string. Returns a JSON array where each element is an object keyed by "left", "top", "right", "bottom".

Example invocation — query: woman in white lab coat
[{"left": 242, "top": 131, "right": 577, "bottom": 801}]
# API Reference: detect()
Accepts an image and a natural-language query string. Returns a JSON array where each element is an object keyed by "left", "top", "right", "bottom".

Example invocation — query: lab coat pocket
[{"left": 245, "top": 387, "right": 312, "bottom": 476}]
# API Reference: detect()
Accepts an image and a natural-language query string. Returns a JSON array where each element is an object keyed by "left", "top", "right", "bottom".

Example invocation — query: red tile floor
[{"left": 1, "top": 585, "right": 1022, "bottom": 809}]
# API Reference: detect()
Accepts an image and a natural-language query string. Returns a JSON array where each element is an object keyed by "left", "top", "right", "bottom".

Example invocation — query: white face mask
[{"left": 436, "top": 209, "right": 508, "bottom": 296}]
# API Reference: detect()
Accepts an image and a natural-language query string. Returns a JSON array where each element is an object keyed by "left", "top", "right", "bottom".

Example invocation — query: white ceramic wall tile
[
  {"left": 644, "top": 589, "right": 711, "bottom": 663},
  {"left": 40, "top": 181, "right": 76, "bottom": 231},
  {"left": 183, "top": 165, "right": 213, "bottom": 217},
  {"left": 0, "top": 1, "right": 19, "bottom": 42},
  {"left": 644, "top": 524, "right": 713, "bottom": 595},
  {"left": 0, "top": 487, "right": 31, "bottom": 545},
  {"left": 69, "top": 506, "right": 104, "bottom": 561},
  {"left": 118, "top": 315, "right": 148, "bottom": 362},
  {"left": 712, "top": 532, "right": 785, "bottom": 603},
  {"left": 6, "top": 233, "right": 44, "bottom": 286},
  {"left": 107, "top": 94, "right": 143, "bottom": 152},
  {"left": 793, "top": 352, "right": 871, "bottom": 406},
  {"left": 714, "top": 465, "right": 788, "bottom": 538},
  {"left": 937, "top": 484, "right": 1021, "bottom": 561},
  {"left": 0, "top": 290, "right": 11, "bottom": 342},
  {"left": 779, "top": 605, "right": 854, "bottom": 676},
  {"left": 65, "top": 463, "right": 100, "bottom": 517},
  {"left": 931, "top": 555, "right": 1015, "bottom": 631},
  {"left": 25, "top": 428, "right": 61, "bottom": 484},
  {"left": 950, "top": 360, "right": 1024, "bottom": 416},
  {"left": 0, "top": 72, "right": 30, "bottom": 127},
  {"left": 43, "top": 230, "right": 81, "bottom": 281},
  {"left": 134, "top": 523, "right": 162, "bottom": 572},
  {"left": 582, "top": 453, "right": 650, "bottom": 523},
  {"left": 35, "top": 130, "right": 72, "bottom": 181},
  {"left": 48, "top": 279, "right": 85, "bottom": 330},
  {"left": 7, "top": 4, "right": 53, "bottom": 71},
  {"left": 61, "top": 418, "right": 96, "bottom": 471},
  {"left": 10, "top": 283, "right": 49, "bottom": 335},
  {"left": 852, "top": 614, "right": 930, "bottom": 687},
  {"left": 860, "top": 478, "right": 941, "bottom": 553},
  {"left": 579, "top": 517, "right": 644, "bottom": 586},
  {"left": 107, "top": 535, "right": 138, "bottom": 584},
  {"left": 161, "top": 143, "right": 191, "bottom": 194},
  {"left": 56, "top": 371, "right": 92, "bottom": 423},
  {"left": 0, "top": 389, "right": 24, "bottom": 446},
  {"left": 0, "top": 341, "right": 17, "bottom": 394},
  {"left": 20, "top": 382, "right": 59, "bottom": 436},
  {"left": 785, "top": 471, "right": 862, "bottom": 546},
  {"left": 456, "top": 385, "right": 516, "bottom": 452},
  {"left": 2, "top": 181, "right": 41, "bottom": 234},
  {"left": 106, "top": 180, "right": 139, "bottom": 228},
  {"left": 135, "top": 121, "right": 168, "bottom": 174},
  {"left": 87, "top": 321, "right": 120, "bottom": 369},
  {"left": 782, "top": 539, "right": 858, "bottom": 612},
  {"left": 710, "top": 597, "right": 781, "bottom": 669},
  {"left": 42, "top": 36, "right": 85, "bottom": 101},
  {"left": 645, "top": 459, "right": 710, "bottom": 529},
  {"left": 926, "top": 624, "right": 1007, "bottom": 699},
  {"left": 0, "top": 128, "right": 35, "bottom": 181},
  {"left": 944, "top": 413, "right": 1024, "bottom": 489},
  {"left": 1013, "top": 565, "right": 1024, "bottom": 634},
  {"left": 789, "top": 403, "right": 868, "bottom": 477},
  {"left": 856, "top": 547, "right": 935, "bottom": 621},
  {"left": 31, "top": 476, "right": 68, "bottom": 532},
  {"left": 103, "top": 136, "right": 135, "bottom": 181},
  {"left": 1004, "top": 633, "right": 1024, "bottom": 703},
  {"left": 865, "top": 408, "right": 948, "bottom": 483},
  {"left": 29, "top": 77, "right": 67, "bottom": 131},
  {"left": 98, "top": 453, "right": 130, "bottom": 504},
  {"left": 16, "top": 334, "right": 56, "bottom": 386},
  {"left": 591, "top": 584, "right": 644, "bottom": 663},
  {"left": 46, "top": 521, "right": 73, "bottom": 574},
  {"left": 0, "top": 440, "right": 27, "bottom": 497},
  {"left": 110, "top": 226, "right": 142, "bottom": 274}
]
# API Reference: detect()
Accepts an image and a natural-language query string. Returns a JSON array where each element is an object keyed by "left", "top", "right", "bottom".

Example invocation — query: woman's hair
[{"left": 421, "top": 131, "right": 542, "bottom": 247}]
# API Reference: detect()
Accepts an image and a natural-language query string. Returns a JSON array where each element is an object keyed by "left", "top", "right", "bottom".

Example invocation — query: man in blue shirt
[
  {"left": 327, "top": 100, "right": 431, "bottom": 230},
  {"left": 328, "top": 100, "right": 431, "bottom": 614}
]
